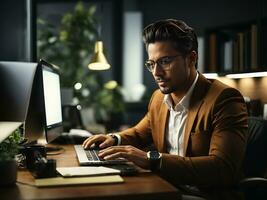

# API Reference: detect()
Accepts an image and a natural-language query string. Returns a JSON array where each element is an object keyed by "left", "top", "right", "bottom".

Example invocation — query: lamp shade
[{"left": 88, "top": 41, "right": 110, "bottom": 70}]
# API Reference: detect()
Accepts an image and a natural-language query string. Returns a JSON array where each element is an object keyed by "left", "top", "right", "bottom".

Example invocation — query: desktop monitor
[
  {"left": 0, "top": 61, "right": 36, "bottom": 122},
  {"left": 0, "top": 61, "right": 36, "bottom": 143},
  {"left": 25, "top": 59, "right": 63, "bottom": 144},
  {"left": 0, "top": 60, "right": 63, "bottom": 144}
]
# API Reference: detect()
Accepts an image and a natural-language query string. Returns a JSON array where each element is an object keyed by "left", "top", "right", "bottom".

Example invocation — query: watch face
[
  {"left": 148, "top": 151, "right": 161, "bottom": 171},
  {"left": 150, "top": 151, "right": 160, "bottom": 159}
]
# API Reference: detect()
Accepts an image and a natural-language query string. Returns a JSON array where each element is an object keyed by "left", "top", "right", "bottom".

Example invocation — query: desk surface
[{"left": 1, "top": 145, "right": 181, "bottom": 200}]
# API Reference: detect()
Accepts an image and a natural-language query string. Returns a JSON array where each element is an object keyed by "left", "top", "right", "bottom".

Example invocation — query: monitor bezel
[
  {"left": 24, "top": 59, "right": 63, "bottom": 144},
  {"left": 39, "top": 59, "right": 63, "bottom": 143}
]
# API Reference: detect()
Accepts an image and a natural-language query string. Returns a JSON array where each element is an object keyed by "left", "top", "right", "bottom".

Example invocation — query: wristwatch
[
  {"left": 147, "top": 150, "right": 162, "bottom": 171},
  {"left": 108, "top": 134, "right": 118, "bottom": 146}
]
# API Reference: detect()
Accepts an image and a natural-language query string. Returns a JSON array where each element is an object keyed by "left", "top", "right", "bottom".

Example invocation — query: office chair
[
  {"left": 183, "top": 117, "right": 267, "bottom": 200},
  {"left": 239, "top": 117, "right": 267, "bottom": 199}
]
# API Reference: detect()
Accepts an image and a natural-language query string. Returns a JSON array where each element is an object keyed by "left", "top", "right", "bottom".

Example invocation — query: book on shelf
[
  {"left": 197, "top": 36, "right": 205, "bottom": 73},
  {"left": 238, "top": 32, "right": 244, "bottom": 72},
  {"left": 251, "top": 24, "right": 258, "bottom": 70},
  {"left": 233, "top": 37, "right": 239, "bottom": 72},
  {"left": 223, "top": 40, "right": 233, "bottom": 72},
  {"left": 208, "top": 33, "right": 217, "bottom": 72},
  {"left": 205, "top": 23, "right": 260, "bottom": 74},
  {"left": 244, "top": 30, "right": 251, "bottom": 72}
]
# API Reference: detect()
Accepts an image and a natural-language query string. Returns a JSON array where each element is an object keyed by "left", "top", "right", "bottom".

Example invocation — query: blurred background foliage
[{"left": 37, "top": 1, "right": 125, "bottom": 126}]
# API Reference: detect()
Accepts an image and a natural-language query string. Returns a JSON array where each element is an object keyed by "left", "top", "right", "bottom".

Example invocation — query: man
[{"left": 83, "top": 19, "right": 248, "bottom": 199}]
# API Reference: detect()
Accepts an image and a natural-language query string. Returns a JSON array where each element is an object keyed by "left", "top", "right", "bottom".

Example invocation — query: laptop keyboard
[
  {"left": 74, "top": 144, "right": 127, "bottom": 165},
  {"left": 85, "top": 149, "right": 105, "bottom": 161}
]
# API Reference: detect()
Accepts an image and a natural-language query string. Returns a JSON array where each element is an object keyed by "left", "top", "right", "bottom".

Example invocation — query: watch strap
[
  {"left": 147, "top": 151, "right": 162, "bottom": 171},
  {"left": 108, "top": 133, "right": 119, "bottom": 146}
]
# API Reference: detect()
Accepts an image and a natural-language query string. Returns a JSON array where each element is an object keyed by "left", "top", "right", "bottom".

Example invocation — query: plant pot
[{"left": 0, "top": 160, "right": 17, "bottom": 186}]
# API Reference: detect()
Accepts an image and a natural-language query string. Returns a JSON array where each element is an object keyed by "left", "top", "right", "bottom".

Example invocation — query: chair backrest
[{"left": 244, "top": 117, "right": 267, "bottom": 177}]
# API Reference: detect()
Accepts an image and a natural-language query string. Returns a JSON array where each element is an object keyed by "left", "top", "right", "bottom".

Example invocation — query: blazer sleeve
[
  {"left": 159, "top": 88, "right": 248, "bottom": 187},
  {"left": 118, "top": 91, "right": 159, "bottom": 148}
]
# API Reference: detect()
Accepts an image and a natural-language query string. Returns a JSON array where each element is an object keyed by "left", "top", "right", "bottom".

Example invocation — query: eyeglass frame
[{"left": 145, "top": 54, "right": 184, "bottom": 72}]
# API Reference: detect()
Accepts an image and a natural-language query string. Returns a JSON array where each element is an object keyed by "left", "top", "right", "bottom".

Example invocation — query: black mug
[{"left": 24, "top": 145, "right": 47, "bottom": 171}]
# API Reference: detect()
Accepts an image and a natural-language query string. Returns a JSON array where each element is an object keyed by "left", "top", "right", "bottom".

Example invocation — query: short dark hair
[{"left": 143, "top": 19, "right": 198, "bottom": 56}]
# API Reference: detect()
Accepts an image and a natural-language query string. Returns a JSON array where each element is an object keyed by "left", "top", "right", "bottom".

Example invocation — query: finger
[
  {"left": 98, "top": 146, "right": 127, "bottom": 157},
  {"left": 104, "top": 152, "right": 129, "bottom": 160},
  {"left": 82, "top": 136, "right": 97, "bottom": 148},
  {"left": 98, "top": 147, "right": 114, "bottom": 157},
  {"left": 99, "top": 145, "right": 127, "bottom": 153},
  {"left": 82, "top": 137, "right": 93, "bottom": 148},
  {"left": 99, "top": 139, "right": 113, "bottom": 149},
  {"left": 82, "top": 135, "right": 105, "bottom": 149},
  {"left": 99, "top": 146, "right": 117, "bottom": 154}
]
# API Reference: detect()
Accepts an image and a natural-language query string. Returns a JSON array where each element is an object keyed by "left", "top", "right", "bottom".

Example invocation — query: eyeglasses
[{"left": 145, "top": 54, "right": 183, "bottom": 72}]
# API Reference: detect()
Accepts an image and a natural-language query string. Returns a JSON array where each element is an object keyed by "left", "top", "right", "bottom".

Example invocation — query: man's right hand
[{"left": 82, "top": 134, "right": 116, "bottom": 149}]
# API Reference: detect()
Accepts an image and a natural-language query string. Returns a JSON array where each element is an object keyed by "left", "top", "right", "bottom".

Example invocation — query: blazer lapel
[
  {"left": 183, "top": 74, "right": 210, "bottom": 156},
  {"left": 158, "top": 102, "right": 169, "bottom": 152},
  {"left": 183, "top": 100, "right": 203, "bottom": 156}
]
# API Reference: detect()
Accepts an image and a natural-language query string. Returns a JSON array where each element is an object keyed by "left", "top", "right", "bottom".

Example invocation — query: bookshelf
[{"left": 204, "top": 19, "right": 267, "bottom": 74}]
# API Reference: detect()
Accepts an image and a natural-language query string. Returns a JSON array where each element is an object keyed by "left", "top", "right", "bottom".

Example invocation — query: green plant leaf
[{"left": 0, "top": 129, "right": 22, "bottom": 161}]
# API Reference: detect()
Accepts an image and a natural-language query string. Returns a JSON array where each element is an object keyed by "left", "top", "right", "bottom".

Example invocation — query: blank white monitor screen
[
  {"left": 24, "top": 60, "right": 63, "bottom": 144},
  {"left": 42, "top": 69, "right": 62, "bottom": 127}
]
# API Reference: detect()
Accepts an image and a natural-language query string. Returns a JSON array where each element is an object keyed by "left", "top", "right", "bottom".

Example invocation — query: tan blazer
[{"left": 119, "top": 73, "right": 248, "bottom": 199}]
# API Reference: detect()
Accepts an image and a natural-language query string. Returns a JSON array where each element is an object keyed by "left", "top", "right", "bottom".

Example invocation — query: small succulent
[{"left": 0, "top": 129, "right": 22, "bottom": 162}]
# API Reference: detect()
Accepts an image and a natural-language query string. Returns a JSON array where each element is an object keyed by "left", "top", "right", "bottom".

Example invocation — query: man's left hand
[{"left": 98, "top": 145, "right": 149, "bottom": 169}]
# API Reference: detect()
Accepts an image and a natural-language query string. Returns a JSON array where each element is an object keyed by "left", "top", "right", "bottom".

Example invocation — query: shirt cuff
[{"left": 114, "top": 133, "right": 121, "bottom": 145}]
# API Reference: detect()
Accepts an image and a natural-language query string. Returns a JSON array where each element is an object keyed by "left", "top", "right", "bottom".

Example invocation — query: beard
[
  {"left": 158, "top": 85, "right": 175, "bottom": 94},
  {"left": 156, "top": 75, "right": 187, "bottom": 95},
  {"left": 155, "top": 77, "right": 174, "bottom": 94}
]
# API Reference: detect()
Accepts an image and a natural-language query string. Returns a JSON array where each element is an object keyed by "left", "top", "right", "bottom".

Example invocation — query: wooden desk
[{"left": 1, "top": 145, "right": 181, "bottom": 200}]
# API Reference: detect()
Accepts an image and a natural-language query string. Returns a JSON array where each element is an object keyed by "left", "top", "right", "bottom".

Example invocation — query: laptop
[
  {"left": 74, "top": 144, "right": 127, "bottom": 166},
  {"left": 0, "top": 122, "right": 22, "bottom": 143}
]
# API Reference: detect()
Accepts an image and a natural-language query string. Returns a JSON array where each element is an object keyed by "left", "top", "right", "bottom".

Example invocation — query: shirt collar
[{"left": 164, "top": 72, "right": 199, "bottom": 111}]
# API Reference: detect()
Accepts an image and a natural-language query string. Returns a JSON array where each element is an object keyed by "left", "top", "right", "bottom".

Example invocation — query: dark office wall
[
  {"left": 140, "top": 0, "right": 259, "bottom": 35},
  {"left": 0, "top": 0, "right": 28, "bottom": 61},
  {"left": 138, "top": 0, "right": 262, "bottom": 92}
]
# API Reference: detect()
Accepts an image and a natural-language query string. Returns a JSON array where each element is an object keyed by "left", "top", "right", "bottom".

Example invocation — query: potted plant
[{"left": 0, "top": 129, "right": 22, "bottom": 186}]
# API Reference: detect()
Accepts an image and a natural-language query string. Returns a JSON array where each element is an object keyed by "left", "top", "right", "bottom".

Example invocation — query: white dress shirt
[
  {"left": 164, "top": 73, "right": 199, "bottom": 156},
  {"left": 115, "top": 73, "right": 199, "bottom": 155}
]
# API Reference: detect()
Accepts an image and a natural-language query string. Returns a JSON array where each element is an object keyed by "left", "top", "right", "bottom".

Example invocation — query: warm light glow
[
  {"left": 218, "top": 77, "right": 237, "bottom": 88},
  {"left": 238, "top": 78, "right": 255, "bottom": 88},
  {"left": 88, "top": 41, "right": 111, "bottom": 70},
  {"left": 260, "top": 77, "right": 267, "bottom": 88},
  {"left": 237, "top": 78, "right": 256, "bottom": 98},
  {"left": 226, "top": 71, "right": 267, "bottom": 79},
  {"left": 76, "top": 105, "right": 82, "bottom": 110},
  {"left": 104, "top": 80, "right": 118, "bottom": 89},
  {"left": 203, "top": 73, "right": 219, "bottom": 79},
  {"left": 88, "top": 62, "right": 110, "bottom": 70},
  {"left": 74, "top": 82, "right": 82, "bottom": 90}
]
